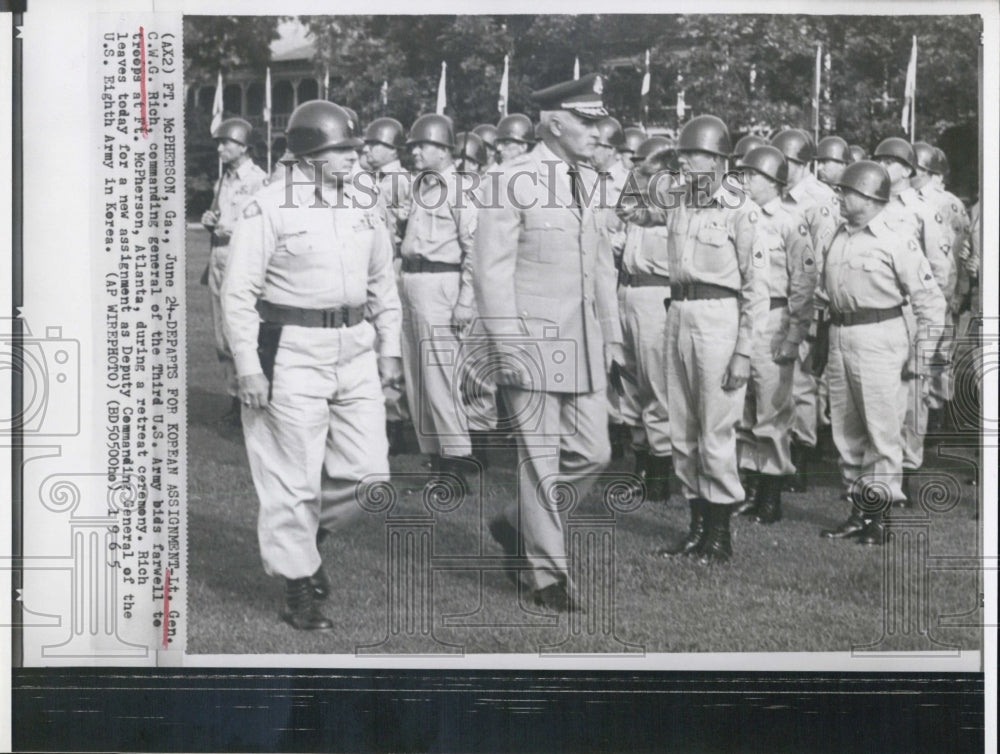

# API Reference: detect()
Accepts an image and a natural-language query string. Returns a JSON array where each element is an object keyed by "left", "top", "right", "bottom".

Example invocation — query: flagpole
[
  {"left": 910, "top": 36, "right": 917, "bottom": 142},
  {"left": 265, "top": 66, "right": 272, "bottom": 173},
  {"left": 813, "top": 43, "right": 821, "bottom": 147}
]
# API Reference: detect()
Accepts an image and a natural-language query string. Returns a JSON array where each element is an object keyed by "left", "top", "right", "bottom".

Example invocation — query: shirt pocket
[
  {"left": 516, "top": 292, "right": 561, "bottom": 324},
  {"left": 521, "top": 214, "right": 571, "bottom": 264},
  {"left": 691, "top": 222, "right": 734, "bottom": 276},
  {"left": 848, "top": 253, "right": 882, "bottom": 272}
]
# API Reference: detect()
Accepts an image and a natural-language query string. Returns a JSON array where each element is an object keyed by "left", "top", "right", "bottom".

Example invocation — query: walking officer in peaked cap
[
  {"left": 733, "top": 146, "right": 818, "bottom": 524},
  {"left": 203, "top": 117, "right": 267, "bottom": 422},
  {"left": 474, "top": 73, "right": 625, "bottom": 612},
  {"left": 361, "top": 116, "right": 413, "bottom": 453},
  {"left": 818, "top": 161, "right": 945, "bottom": 544},
  {"left": 399, "top": 113, "right": 481, "bottom": 487},
  {"left": 613, "top": 135, "right": 680, "bottom": 502},
  {"left": 873, "top": 136, "right": 953, "bottom": 506},
  {"left": 221, "top": 100, "right": 402, "bottom": 630},
  {"left": 770, "top": 128, "right": 841, "bottom": 493},
  {"left": 624, "top": 113, "right": 767, "bottom": 564}
]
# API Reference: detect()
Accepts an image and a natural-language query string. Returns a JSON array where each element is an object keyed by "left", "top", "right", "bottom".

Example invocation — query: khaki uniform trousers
[
  {"left": 791, "top": 340, "right": 820, "bottom": 447},
  {"left": 400, "top": 272, "right": 472, "bottom": 457},
  {"left": 899, "top": 304, "right": 929, "bottom": 471},
  {"left": 665, "top": 298, "right": 747, "bottom": 504},
  {"left": 242, "top": 325, "right": 390, "bottom": 579},
  {"left": 208, "top": 243, "right": 238, "bottom": 397},
  {"left": 827, "top": 318, "right": 909, "bottom": 503},
  {"left": 618, "top": 286, "right": 672, "bottom": 456},
  {"left": 737, "top": 306, "right": 796, "bottom": 476},
  {"left": 497, "top": 386, "right": 611, "bottom": 591}
]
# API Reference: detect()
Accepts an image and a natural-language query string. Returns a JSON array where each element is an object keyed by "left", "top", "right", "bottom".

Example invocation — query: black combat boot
[
  {"left": 857, "top": 513, "right": 885, "bottom": 546},
  {"left": 654, "top": 498, "right": 707, "bottom": 558},
  {"left": 751, "top": 474, "right": 783, "bottom": 524},
  {"left": 431, "top": 454, "right": 473, "bottom": 497},
  {"left": 310, "top": 565, "right": 331, "bottom": 600},
  {"left": 898, "top": 469, "right": 918, "bottom": 509},
  {"left": 609, "top": 422, "right": 627, "bottom": 461},
  {"left": 623, "top": 449, "right": 650, "bottom": 498},
  {"left": 645, "top": 454, "right": 673, "bottom": 502},
  {"left": 281, "top": 577, "right": 334, "bottom": 631},
  {"left": 697, "top": 503, "right": 733, "bottom": 564},
  {"left": 820, "top": 498, "right": 866, "bottom": 539},
  {"left": 734, "top": 471, "right": 759, "bottom": 516},
  {"left": 386, "top": 420, "right": 406, "bottom": 456}
]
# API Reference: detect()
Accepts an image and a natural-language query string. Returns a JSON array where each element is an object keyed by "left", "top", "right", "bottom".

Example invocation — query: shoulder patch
[
  {"left": 798, "top": 223, "right": 809, "bottom": 237},
  {"left": 243, "top": 201, "right": 262, "bottom": 219},
  {"left": 804, "top": 255, "right": 815, "bottom": 267}
]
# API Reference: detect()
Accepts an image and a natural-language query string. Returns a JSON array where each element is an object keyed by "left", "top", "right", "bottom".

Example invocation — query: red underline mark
[
  {"left": 162, "top": 567, "right": 170, "bottom": 648},
  {"left": 139, "top": 26, "right": 149, "bottom": 138}
]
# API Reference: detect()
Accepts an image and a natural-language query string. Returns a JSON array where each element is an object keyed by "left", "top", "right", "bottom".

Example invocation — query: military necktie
[{"left": 567, "top": 166, "right": 584, "bottom": 211}]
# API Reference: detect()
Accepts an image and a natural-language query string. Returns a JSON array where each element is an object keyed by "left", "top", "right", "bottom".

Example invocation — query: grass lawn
[{"left": 185, "top": 226, "right": 984, "bottom": 656}]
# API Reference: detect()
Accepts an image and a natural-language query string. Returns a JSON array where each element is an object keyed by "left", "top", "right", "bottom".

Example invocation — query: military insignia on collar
[
  {"left": 242, "top": 201, "right": 262, "bottom": 218},
  {"left": 820, "top": 206, "right": 830, "bottom": 216},
  {"left": 934, "top": 212, "right": 943, "bottom": 223},
  {"left": 748, "top": 210, "right": 758, "bottom": 224},
  {"left": 952, "top": 203, "right": 959, "bottom": 212},
  {"left": 798, "top": 223, "right": 809, "bottom": 236},
  {"left": 908, "top": 238, "right": 919, "bottom": 252},
  {"left": 942, "top": 242, "right": 951, "bottom": 254}
]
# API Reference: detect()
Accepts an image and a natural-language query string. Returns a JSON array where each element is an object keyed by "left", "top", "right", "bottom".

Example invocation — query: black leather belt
[
  {"left": 671, "top": 282, "right": 738, "bottom": 301},
  {"left": 829, "top": 305, "right": 903, "bottom": 327},
  {"left": 770, "top": 297, "right": 789, "bottom": 310},
  {"left": 256, "top": 300, "right": 365, "bottom": 328},
  {"left": 401, "top": 256, "right": 462, "bottom": 274},
  {"left": 619, "top": 270, "right": 671, "bottom": 288}
]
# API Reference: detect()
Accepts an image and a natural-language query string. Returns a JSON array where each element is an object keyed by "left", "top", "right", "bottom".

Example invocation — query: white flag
[
  {"left": 381, "top": 80, "right": 389, "bottom": 107},
  {"left": 573, "top": 57, "right": 580, "bottom": 80},
  {"left": 436, "top": 61, "right": 447, "bottom": 115},
  {"left": 498, "top": 54, "right": 509, "bottom": 116},
  {"left": 901, "top": 35, "right": 917, "bottom": 133},
  {"left": 263, "top": 66, "right": 272, "bottom": 123},
  {"left": 210, "top": 70, "right": 223, "bottom": 135},
  {"left": 640, "top": 49, "right": 650, "bottom": 97}
]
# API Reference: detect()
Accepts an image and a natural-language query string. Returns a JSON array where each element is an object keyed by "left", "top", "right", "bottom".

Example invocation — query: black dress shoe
[
  {"left": 820, "top": 514, "right": 866, "bottom": 539},
  {"left": 281, "top": 577, "right": 334, "bottom": 631},
  {"left": 532, "top": 582, "right": 584, "bottom": 614},
  {"left": 857, "top": 519, "right": 885, "bottom": 546},
  {"left": 310, "top": 566, "right": 331, "bottom": 600}
]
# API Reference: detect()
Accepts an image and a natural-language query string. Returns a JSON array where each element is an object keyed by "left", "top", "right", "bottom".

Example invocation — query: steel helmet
[
  {"left": 837, "top": 160, "right": 891, "bottom": 202},
  {"left": 454, "top": 131, "right": 488, "bottom": 166},
  {"left": 912, "top": 141, "right": 938, "bottom": 173},
  {"left": 738, "top": 145, "right": 788, "bottom": 185},
  {"left": 848, "top": 144, "right": 868, "bottom": 163},
  {"left": 731, "top": 134, "right": 768, "bottom": 160},
  {"left": 620, "top": 126, "right": 647, "bottom": 154},
  {"left": 363, "top": 117, "right": 406, "bottom": 149},
  {"left": 931, "top": 147, "right": 950, "bottom": 177},
  {"left": 771, "top": 129, "right": 814, "bottom": 164},
  {"left": 286, "top": 101, "right": 364, "bottom": 156},
  {"left": 406, "top": 113, "right": 456, "bottom": 149},
  {"left": 341, "top": 106, "right": 361, "bottom": 137},
  {"left": 816, "top": 136, "right": 850, "bottom": 164},
  {"left": 677, "top": 115, "right": 731, "bottom": 158},
  {"left": 873, "top": 137, "right": 915, "bottom": 170},
  {"left": 496, "top": 114, "right": 535, "bottom": 144},
  {"left": 472, "top": 124, "right": 498, "bottom": 151},
  {"left": 534, "top": 122, "right": 545, "bottom": 141},
  {"left": 595, "top": 117, "right": 625, "bottom": 149},
  {"left": 635, "top": 135, "right": 674, "bottom": 162},
  {"left": 213, "top": 118, "right": 253, "bottom": 146}
]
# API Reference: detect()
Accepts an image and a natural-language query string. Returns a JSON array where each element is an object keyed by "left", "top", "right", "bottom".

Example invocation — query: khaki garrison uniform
[
  {"left": 221, "top": 164, "right": 402, "bottom": 579},
  {"left": 822, "top": 210, "right": 945, "bottom": 504},
  {"left": 737, "top": 196, "right": 817, "bottom": 476}
]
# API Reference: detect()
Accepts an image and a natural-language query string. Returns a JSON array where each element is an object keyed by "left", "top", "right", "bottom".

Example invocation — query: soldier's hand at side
[
  {"left": 722, "top": 353, "right": 750, "bottom": 391},
  {"left": 238, "top": 373, "right": 270, "bottom": 410},
  {"left": 772, "top": 340, "right": 798, "bottom": 365},
  {"left": 604, "top": 343, "right": 626, "bottom": 375},
  {"left": 451, "top": 302, "right": 475, "bottom": 333},
  {"left": 214, "top": 225, "right": 232, "bottom": 242},
  {"left": 201, "top": 210, "right": 219, "bottom": 229},
  {"left": 378, "top": 356, "right": 403, "bottom": 390},
  {"left": 492, "top": 352, "right": 528, "bottom": 387}
]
